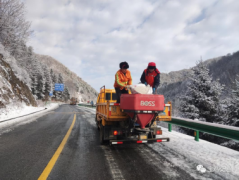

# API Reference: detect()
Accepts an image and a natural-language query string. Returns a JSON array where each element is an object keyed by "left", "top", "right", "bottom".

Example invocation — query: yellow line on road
[{"left": 38, "top": 114, "right": 76, "bottom": 180}]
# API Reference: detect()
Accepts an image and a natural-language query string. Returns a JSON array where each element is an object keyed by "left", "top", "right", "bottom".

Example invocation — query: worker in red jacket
[{"left": 140, "top": 62, "right": 160, "bottom": 94}]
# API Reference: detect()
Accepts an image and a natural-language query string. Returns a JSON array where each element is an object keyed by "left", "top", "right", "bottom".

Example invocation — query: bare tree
[{"left": 0, "top": 0, "right": 32, "bottom": 55}]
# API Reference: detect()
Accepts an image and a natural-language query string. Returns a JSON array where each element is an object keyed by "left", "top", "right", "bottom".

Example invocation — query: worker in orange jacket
[
  {"left": 114, "top": 61, "right": 132, "bottom": 103},
  {"left": 140, "top": 62, "right": 160, "bottom": 94}
]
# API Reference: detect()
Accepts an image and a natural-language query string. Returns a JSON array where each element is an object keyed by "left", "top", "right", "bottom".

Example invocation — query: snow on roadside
[
  {"left": 149, "top": 127, "right": 239, "bottom": 180},
  {"left": 1, "top": 103, "right": 43, "bottom": 121},
  {"left": 0, "top": 102, "right": 59, "bottom": 135},
  {"left": 78, "top": 106, "right": 239, "bottom": 179},
  {"left": 0, "top": 102, "right": 58, "bottom": 121}
]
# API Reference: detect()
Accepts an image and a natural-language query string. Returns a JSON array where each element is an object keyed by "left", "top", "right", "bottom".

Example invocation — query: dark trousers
[{"left": 115, "top": 88, "right": 128, "bottom": 103}]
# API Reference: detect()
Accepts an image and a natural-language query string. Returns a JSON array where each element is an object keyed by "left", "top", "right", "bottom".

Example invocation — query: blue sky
[{"left": 24, "top": 0, "right": 239, "bottom": 92}]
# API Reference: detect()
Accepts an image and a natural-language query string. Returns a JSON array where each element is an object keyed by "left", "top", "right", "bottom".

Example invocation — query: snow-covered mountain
[
  {"left": 35, "top": 54, "right": 98, "bottom": 103},
  {"left": 158, "top": 50, "right": 239, "bottom": 115},
  {"left": 0, "top": 44, "right": 98, "bottom": 114}
]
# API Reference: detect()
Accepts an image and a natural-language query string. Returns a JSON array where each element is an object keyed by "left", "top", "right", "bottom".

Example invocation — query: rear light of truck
[
  {"left": 156, "top": 130, "right": 162, "bottom": 135},
  {"left": 153, "top": 129, "right": 162, "bottom": 135},
  {"left": 112, "top": 130, "right": 122, "bottom": 136}
]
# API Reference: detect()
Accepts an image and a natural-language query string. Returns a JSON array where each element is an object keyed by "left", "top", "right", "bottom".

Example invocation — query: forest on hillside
[
  {"left": 0, "top": 0, "right": 97, "bottom": 108},
  {"left": 158, "top": 53, "right": 239, "bottom": 150},
  {"left": 0, "top": 0, "right": 69, "bottom": 102}
]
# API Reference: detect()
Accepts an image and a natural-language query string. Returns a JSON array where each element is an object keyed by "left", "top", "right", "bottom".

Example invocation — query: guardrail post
[
  {"left": 194, "top": 130, "right": 199, "bottom": 141},
  {"left": 168, "top": 123, "right": 172, "bottom": 132}
]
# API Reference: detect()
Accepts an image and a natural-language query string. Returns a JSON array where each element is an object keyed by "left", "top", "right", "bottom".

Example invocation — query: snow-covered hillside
[
  {"left": 158, "top": 51, "right": 239, "bottom": 115},
  {"left": 0, "top": 46, "right": 37, "bottom": 111},
  {"left": 158, "top": 52, "right": 239, "bottom": 150},
  {"left": 36, "top": 54, "right": 98, "bottom": 102}
]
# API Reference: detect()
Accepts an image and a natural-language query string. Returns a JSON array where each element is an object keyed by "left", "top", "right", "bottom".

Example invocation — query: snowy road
[{"left": 0, "top": 105, "right": 238, "bottom": 180}]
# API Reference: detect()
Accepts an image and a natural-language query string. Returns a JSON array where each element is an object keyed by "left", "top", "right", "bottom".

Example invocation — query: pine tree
[
  {"left": 179, "top": 60, "right": 226, "bottom": 143},
  {"left": 63, "top": 87, "right": 70, "bottom": 102},
  {"left": 36, "top": 63, "right": 45, "bottom": 99},
  {"left": 180, "top": 60, "right": 224, "bottom": 123},
  {"left": 26, "top": 46, "right": 34, "bottom": 72},
  {"left": 56, "top": 73, "right": 64, "bottom": 100},
  {"left": 51, "top": 71, "right": 57, "bottom": 99},
  {"left": 227, "top": 77, "right": 239, "bottom": 127},
  {"left": 31, "top": 73, "right": 38, "bottom": 98},
  {"left": 50, "top": 69, "right": 54, "bottom": 84},
  {"left": 25, "top": 46, "right": 46, "bottom": 100},
  {"left": 58, "top": 73, "right": 63, "bottom": 84},
  {"left": 28, "top": 47, "right": 39, "bottom": 97},
  {"left": 43, "top": 65, "right": 51, "bottom": 100}
]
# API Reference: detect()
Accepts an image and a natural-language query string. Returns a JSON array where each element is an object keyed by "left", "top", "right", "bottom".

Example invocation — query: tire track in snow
[
  {"left": 78, "top": 107, "right": 125, "bottom": 180},
  {"left": 101, "top": 146, "right": 125, "bottom": 180},
  {"left": 134, "top": 145, "right": 181, "bottom": 179},
  {"left": 146, "top": 143, "right": 225, "bottom": 180}
]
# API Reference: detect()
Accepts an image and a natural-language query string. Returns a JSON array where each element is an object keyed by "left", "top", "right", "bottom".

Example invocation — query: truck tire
[
  {"left": 100, "top": 124, "right": 105, "bottom": 144},
  {"left": 96, "top": 117, "right": 100, "bottom": 130},
  {"left": 100, "top": 124, "right": 110, "bottom": 145}
]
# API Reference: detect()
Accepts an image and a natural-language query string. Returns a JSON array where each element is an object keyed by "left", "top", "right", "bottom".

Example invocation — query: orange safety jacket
[
  {"left": 144, "top": 69, "right": 160, "bottom": 87},
  {"left": 114, "top": 69, "right": 132, "bottom": 90}
]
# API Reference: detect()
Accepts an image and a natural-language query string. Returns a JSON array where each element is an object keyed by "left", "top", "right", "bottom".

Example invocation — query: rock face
[
  {"left": 35, "top": 54, "right": 98, "bottom": 102},
  {"left": 160, "top": 69, "right": 192, "bottom": 86},
  {"left": 0, "top": 54, "right": 37, "bottom": 108}
]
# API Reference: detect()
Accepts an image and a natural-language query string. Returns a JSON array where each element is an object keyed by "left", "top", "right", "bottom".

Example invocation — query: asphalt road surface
[{"left": 0, "top": 105, "right": 224, "bottom": 180}]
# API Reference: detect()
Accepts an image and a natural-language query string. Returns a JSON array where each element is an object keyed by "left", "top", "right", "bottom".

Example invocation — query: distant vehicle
[{"left": 70, "top": 97, "right": 78, "bottom": 105}]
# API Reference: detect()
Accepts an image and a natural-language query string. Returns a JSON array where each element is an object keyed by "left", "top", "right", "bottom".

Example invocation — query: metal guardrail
[
  {"left": 165, "top": 117, "right": 239, "bottom": 142},
  {"left": 78, "top": 104, "right": 96, "bottom": 108},
  {"left": 78, "top": 104, "right": 239, "bottom": 142},
  {"left": 0, "top": 108, "right": 47, "bottom": 123}
]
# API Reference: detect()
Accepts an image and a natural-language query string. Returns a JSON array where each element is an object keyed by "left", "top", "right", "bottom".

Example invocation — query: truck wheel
[
  {"left": 100, "top": 124, "right": 105, "bottom": 144},
  {"left": 96, "top": 117, "right": 100, "bottom": 130}
]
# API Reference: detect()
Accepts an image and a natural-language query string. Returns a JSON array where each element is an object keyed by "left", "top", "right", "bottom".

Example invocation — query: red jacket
[{"left": 140, "top": 69, "right": 160, "bottom": 88}]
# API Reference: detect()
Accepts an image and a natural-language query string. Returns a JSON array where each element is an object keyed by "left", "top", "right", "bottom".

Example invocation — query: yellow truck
[{"left": 96, "top": 86, "right": 172, "bottom": 145}]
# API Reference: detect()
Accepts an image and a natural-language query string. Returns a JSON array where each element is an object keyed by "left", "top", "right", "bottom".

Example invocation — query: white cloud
[{"left": 25, "top": 0, "right": 239, "bottom": 91}]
